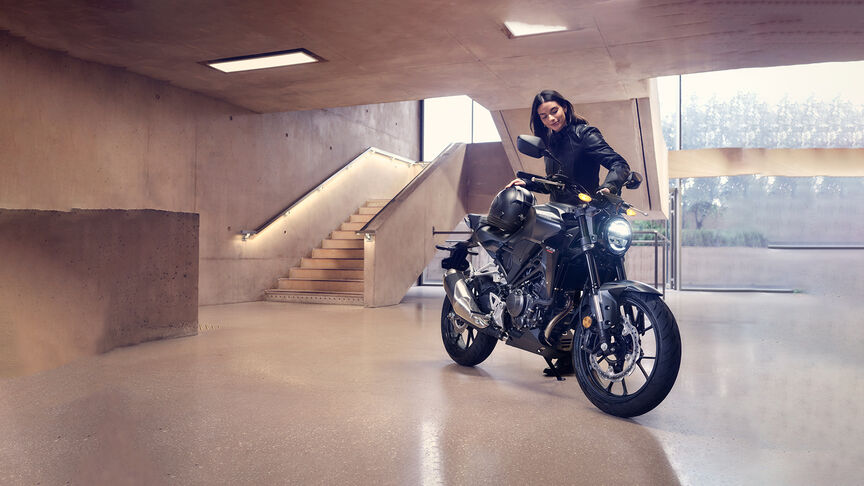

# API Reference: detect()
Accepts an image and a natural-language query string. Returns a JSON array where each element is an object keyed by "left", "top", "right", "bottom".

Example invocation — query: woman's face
[{"left": 537, "top": 101, "right": 567, "bottom": 132}]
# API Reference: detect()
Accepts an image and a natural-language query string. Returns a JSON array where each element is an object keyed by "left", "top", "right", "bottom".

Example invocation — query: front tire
[
  {"left": 441, "top": 298, "right": 497, "bottom": 366},
  {"left": 573, "top": 291, "right": 681, "bottom": 417}
]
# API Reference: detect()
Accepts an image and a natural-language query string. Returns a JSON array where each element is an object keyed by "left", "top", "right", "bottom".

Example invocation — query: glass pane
[
  {"left": 680, "top": 175, "right": 864, "bottom": 291},
  {"left": 472, "top": 101, "right": 502, "bottom": 143},
  {"left": 656, "top": 75, "right": 680, "bottom": 151},
  {"left": 676, "top": 61, "right": 864, "bottom": 149},
  {"left": 423, "top": 95, "right": 472, "bottom": 161}
]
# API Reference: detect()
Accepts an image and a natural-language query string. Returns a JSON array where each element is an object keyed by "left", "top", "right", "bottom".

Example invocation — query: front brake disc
[{"left": 588, "top": 315, "right": 641, "bottom": 381}]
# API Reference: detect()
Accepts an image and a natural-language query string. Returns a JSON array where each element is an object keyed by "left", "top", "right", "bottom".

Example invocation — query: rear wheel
[
  {"left": 573, "top": 291, "right": 681, "bottom": 417},
  {"left": 441, "top": 298, "right": 497, "bottom": 366}
]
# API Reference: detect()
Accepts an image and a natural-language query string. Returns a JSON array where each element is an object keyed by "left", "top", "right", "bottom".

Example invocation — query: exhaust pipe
[
  {"left": 443, "top": 269, "right": 490, "bottom": 329},
  {"left": 543, "top": 295, "right": 576, "bottom": 345}
]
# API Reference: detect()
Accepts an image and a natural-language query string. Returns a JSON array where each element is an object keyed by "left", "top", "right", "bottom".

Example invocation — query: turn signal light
[
  {"left": 578, "top": 193, "right": 592, "bottom": 203},
  {"left": 626, "top": 208, "right": 637, "bottom": 216},
  {"left": 582, "top": 316, "right": 593, "bottom": 328}
]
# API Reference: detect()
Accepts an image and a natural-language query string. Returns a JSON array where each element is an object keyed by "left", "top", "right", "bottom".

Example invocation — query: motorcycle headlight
[{"left": 602, "top": 217, "right": 632, "bottom": 255}]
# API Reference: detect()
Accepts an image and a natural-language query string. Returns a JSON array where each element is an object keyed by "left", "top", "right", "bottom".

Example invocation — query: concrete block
[{"left": 0, "top": 209, "right": 198, "bottom": 377}]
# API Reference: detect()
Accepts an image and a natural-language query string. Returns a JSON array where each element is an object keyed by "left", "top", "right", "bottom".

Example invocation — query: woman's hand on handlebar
[
  {"left": 506, "top": 179, "right": 526, "bottom": 188},
  {"left": 597, "top": 187, "right": 611, "bottom": 195}
]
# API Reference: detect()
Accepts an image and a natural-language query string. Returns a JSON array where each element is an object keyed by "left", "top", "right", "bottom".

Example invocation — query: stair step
[
  {"left": 278, "top": 278, "right": 364, "bottom": 293},
  {"left": 322, "top": 239, "right": 363, "bottom": 249},
  {"left": 301, "top": 258, "right": 364, "bottom": 270},
  {"left": 365, "top": 200, "right": 389, "bottom": 208},
  {"left": 358, "top": 207, "right": 382, "bottom": 215},
  {"left": 340, "top": 222, "right": 366, "bottom": 231},
  {"left": 349, "top": 214, "right": 374, "bottom": 223},
  {"left": 265, "top": 290, "right": 363, "bottom": 306},
  {"left": 331, "top": 230, "right": 362, "bottom": 240},
  {"left": 312, "top": 248, "right": 363, "bottom": 259},
  {"left": 289, "top": 268, "right": 364, "bottom": 280}
]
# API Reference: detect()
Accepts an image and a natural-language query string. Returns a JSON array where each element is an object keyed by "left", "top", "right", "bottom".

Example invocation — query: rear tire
[
  {"left": 441, "top": 298, "right": 497, "bottom": 366},
  {"left": 573, "top": 291, "right": 681, "bottom": 417}
]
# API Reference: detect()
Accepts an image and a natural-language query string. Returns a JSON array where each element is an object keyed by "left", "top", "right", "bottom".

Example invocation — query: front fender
[
  {"left": 579, "top": 280, "right": 661, "bottom": 328},
  {"left": 599, "top": 280, "right": 662, "bottom": 299}
]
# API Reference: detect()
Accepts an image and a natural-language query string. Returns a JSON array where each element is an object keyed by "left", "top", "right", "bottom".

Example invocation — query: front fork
[{"left": 578, "top": 214, "right": 616, "bottom": 344}]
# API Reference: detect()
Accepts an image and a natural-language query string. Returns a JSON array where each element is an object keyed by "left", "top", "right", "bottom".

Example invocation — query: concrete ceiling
[{"left": 1, "top": 0, "right": 863, "bottom": 113}]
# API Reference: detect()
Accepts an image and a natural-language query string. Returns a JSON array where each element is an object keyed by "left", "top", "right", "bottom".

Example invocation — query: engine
[{"left": 505, "top": 279, "right": 549, "bottom": 330}]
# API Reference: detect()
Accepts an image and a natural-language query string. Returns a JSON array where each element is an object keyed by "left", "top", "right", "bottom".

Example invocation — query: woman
[
  {"left": 507, "top": 90, "right": 630, "bottom": 202},
  {"left": 508, "top": 90, "right": 631, "bottom": 377}
]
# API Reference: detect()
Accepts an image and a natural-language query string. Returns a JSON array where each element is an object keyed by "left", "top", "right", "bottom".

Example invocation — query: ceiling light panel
[
  {"left": 503, "top": 21, "right": 567, "bottom": 38},
  {"left": 205, "top": 49, "right": 322, "bottom": 73}
]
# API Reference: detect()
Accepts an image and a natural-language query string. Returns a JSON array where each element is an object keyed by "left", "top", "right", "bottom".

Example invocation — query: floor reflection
[{"left": 1, "top": 285, "right": 860, "bottom": 484}]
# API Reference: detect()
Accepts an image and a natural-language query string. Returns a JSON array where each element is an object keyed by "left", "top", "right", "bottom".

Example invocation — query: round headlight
[{"left": 603, "top": 217, "right": 632, "bottom": 255}]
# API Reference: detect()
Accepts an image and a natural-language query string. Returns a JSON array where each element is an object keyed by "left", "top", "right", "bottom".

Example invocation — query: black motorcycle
[{"left": 438, "top": 135, "right": 681, "bottom": 418}]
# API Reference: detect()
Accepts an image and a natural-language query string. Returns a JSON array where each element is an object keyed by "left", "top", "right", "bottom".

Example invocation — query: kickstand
[{"left": 543, "top": 356, "right": 565, "bottom": 381}]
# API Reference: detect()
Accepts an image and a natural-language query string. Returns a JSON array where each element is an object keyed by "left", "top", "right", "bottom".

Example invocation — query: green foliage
[
  {"left": 682, "top": 229, "right": 767, "bottom": 247},
  {"left": 631, "top": 219, "right": 667, "bottom": 241},
  {"left": 684, "top": 200, "right": 723, "bottom": 229}
]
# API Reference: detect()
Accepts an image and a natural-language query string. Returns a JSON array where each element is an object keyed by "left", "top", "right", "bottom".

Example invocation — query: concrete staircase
[{"left": 264, "top": 199, "right": 388, "bottom": 305}]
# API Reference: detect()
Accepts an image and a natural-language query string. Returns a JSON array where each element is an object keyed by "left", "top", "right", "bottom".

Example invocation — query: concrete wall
[
  {"left": 0, "top": 32, "right": 420, "bottom": 305},
  {"left": 362, "top": 142, "right": 513, "bottom": 306},
  {"left": 460, "top": 142, "right": 519, "bottom": 214},
  {"left": 0, "top": 209, "right": 198, "bottom": 377},
  {"left": 363, "top": 145, "right": 470, "bottom": 307},
  {"left": 669, "top": 147, "right": 864, "bottom": 178}
]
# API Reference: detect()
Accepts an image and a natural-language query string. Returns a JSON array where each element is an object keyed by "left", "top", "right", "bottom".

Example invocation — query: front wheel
[
  {"left": 573, "top": 291, "right": 681, "bottom": 417},
  {"left": 441, "top": 298, "right": 497, "bottom": 366}
]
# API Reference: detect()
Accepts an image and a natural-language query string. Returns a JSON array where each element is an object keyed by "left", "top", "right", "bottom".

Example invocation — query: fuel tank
[
  {"left": 474, "top": 203, "right": 575, "bottom": 277},
  {"left": 523, "top": 203, "right": 572, "bottom": 244}
]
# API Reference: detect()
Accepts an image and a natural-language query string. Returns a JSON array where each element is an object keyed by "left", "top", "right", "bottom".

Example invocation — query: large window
[
  {"left": 656, "top": 61, "right": 864, "bottom": 291},
  {"left": 422, "top": 95, "right": 501, "bottom": 161}
]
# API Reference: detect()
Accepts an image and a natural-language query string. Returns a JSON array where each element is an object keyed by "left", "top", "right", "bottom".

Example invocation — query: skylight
[
  {"left": 204, "top": 49, "right": 322, "bottom": 73},
  {"left": 503, "top": 21, "right": 567, "bottom": 38}
]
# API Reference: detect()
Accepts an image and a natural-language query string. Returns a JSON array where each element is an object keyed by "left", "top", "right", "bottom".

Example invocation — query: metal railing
[
  {"left": 238, "top": 147, "right": 417, "bottom": 241},
  {"left": 357, "top": 144, "right": 458, "bottom": 235},
  {"left": 631, "top": 230, "right": 670, "bottom": 295}
]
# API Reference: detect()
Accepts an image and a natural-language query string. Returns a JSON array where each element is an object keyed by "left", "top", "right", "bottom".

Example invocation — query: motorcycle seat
[{"left": 475, "top": 224, "right": 511, "bottom": 251}]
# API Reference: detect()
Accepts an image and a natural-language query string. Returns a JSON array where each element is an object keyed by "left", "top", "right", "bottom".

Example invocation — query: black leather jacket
[{"left": 523, "top": 122, "right": 630, "bottom": 205}]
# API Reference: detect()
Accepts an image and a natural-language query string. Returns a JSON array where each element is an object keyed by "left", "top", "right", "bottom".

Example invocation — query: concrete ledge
[{"left": 0, "top": 209, "right": 199, "bottom": 377}]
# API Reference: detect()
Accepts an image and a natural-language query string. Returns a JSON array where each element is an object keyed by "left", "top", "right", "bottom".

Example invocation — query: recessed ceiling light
[
  {"left": 503, "top": 21, "right": 568, "bottom": 38},
  {"left": 204, "top": 49, "right": 323, "bottom": 73}
]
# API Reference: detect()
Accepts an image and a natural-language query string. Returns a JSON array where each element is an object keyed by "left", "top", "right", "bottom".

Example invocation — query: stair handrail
[
  {"left": 238, "top": 147, "right": 417, "bottom": 241},
  {"left": 357, "top": 143, "right": 457, "bottom": 235}
]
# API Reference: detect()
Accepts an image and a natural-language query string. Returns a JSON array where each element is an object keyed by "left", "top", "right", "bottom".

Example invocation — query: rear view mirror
[
  {"left": 517, "top": 135, "right": 545, "bottom": 159},
  {"left": 624, "top": 171, "right": 643, "bottom": 190}
]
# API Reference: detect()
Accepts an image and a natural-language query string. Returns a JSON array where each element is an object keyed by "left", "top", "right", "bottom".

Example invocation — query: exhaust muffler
[{"left": 443, "top": 269, "right": 490, "bottom": 329}]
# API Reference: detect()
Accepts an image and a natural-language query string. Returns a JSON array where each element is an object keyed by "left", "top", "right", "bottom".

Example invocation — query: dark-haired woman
[
  {"left": 507, "top": 90, "right": 631, "bottom": 376},
  {"left": 507, "top": 90, "right": 630, "bottom": 202}
]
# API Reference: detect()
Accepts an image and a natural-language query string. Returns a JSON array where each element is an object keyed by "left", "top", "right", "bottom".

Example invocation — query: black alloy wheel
[
  {"left": 573, "top": 291, "right": 681, "bottom": 418},
  {"left": 440, "top": 298, "right": 497, "bottom": 366}
]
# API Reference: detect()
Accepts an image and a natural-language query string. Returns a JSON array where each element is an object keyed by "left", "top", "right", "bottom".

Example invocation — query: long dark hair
[{"left": 530, "top": 90, "right": 587, "bottom": 144}]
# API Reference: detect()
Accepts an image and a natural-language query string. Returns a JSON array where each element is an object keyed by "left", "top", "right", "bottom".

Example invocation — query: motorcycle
[{"left": 438, "top": 134, "right": 681, "bottom": 418}]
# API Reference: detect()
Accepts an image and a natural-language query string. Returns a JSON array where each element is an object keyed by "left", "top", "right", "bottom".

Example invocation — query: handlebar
[
  {"left": 515, "top": 171, "right": 649, "bottom": 216},
  {"left": 529, "top": 176, "right": 565, "bottom": 189}
]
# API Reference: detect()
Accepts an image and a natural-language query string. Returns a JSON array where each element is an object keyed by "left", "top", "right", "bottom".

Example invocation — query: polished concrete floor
[{"left": 1, "top": 286, "right": 862, "bottom": 485}]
